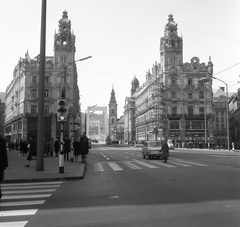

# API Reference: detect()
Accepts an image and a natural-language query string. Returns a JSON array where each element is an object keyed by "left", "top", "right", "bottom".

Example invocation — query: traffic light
[{"left": 57, "top": 99, "right": 67, "bottom": 122}]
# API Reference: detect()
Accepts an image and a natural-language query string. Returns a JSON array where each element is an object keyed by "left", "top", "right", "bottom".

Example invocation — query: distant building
[
  {"left": 212, "top": 87, "right": 229, "bottom": 148},
  {"left": 124, "top": 76, "right": 139, "bottom": 143},
  {"left": 229, "top": 88, "right": 240, "bottom": 149},
  {"left": 116, "top": 115, "right": 124, "bottom": 142},
  {"left": 4, "top": 11, "right": 81, "bottom": 144},
  {"left": 0, "top": 92, "right": 5, "bottom": 134}
]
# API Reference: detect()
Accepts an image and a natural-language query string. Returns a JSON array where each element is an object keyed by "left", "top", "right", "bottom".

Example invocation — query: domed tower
[
  {"left": 108, "top": 86, "right": 118, "bottom": 139},
  {"left": 160, "top": 14, "right": 183, "bottom": 71},
  {"left": 54, "top": 10, "right": 76, "bottom": 65},
  {"left": 131, "top": 76, "right": 139, "bottom": 96}
]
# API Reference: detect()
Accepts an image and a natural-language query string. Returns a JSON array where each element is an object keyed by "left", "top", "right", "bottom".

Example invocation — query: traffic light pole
[{"left": 59, "top": 122, "right": 64, "bottom": 173}]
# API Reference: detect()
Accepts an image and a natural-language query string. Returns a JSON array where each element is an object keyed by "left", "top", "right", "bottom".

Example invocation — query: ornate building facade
[
  {"left": 229, "top": 88, "right": 240, "bottom": 149},
  {"left": 133, "top": 14, "right": 214, "bottom": 146},
  {"left": 212, "top": 87, "right": 229, "bottom": 148},
  {"left": 4, "top": 11, "right": 81, "bottom": 144}
]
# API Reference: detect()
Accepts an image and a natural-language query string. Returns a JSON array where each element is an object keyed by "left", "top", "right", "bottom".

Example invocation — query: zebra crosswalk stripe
[
  {"left": 150, "top": 160, "right": 176, "bottom": 168},
  {"left": 134, "top": 160, "right": 158, "bottom": 169},
  {"left": 2, "top": 185, "right": 61, "bottom": 190},
  {"left": 108, "top": 162, "right": 123, "bottom": 171},
  {"left": 171, "top": 158, "right": 207, "bottom": 166},
  {"left": 93, "top": 163, "right": 104, "bottom": 172},
  {"left": 0, "top": 209, "right": 38, "bottom": 217},
  {"left": 123, "top": 161, "right": 142, "bottom": 170},
  {"left": 93, "top": 158, "right": 207, "bottom": 172},
  {"left": 2, "top": 194, "right": 52, "bottom": 200},
  {"left": 0, "top": 200, "right": 45, "bottom": 207},
  {"left": 167, "top": 161, "right": 192, "bottom": 167},
  {"left": 4, "top": 189, "right": 56, "bottom": 194},
  {"left": 0, "top": 221, "right": 28, "bottom": 227},
  {"left": 1, "top": 181, "right": 63, "bottom": 187},
  {"left": 0, "top": 181, "right": 62, "bottom": 227}
]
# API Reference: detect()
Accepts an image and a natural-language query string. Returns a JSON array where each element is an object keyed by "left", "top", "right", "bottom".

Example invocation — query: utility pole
[{"left": 36, "top": 0, "right": 47, "bottom": 171}]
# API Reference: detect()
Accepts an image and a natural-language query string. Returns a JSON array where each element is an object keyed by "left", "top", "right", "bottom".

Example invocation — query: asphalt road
[{"left": 2, "top": 145, "right": 240, "bottom": 227}]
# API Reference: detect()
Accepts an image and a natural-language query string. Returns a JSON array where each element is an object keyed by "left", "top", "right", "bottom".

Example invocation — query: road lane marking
[
  {"left": 108, "top": 163, "right": 123, "bottom": 171},
  {"left": 123, "top": 161, "right": 142, "bottom": 170},
  {"left": 93, "top": 163, "right": 104, "bottom": 172}
]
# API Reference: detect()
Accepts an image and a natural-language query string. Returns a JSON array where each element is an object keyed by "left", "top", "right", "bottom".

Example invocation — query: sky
[{"left": 1, "top": 0, "right": 240, "bottom": 117}]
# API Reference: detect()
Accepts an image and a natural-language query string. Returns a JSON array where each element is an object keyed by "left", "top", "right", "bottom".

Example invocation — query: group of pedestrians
[
  {"left": 23, "top": 132, "right": 89, "bottom": 167},
  {"left": 73, "top": 132, "right": 89, "bottom": 163},
  {"left": 56, "top": 133, "right": 89, "bottom": 162}
]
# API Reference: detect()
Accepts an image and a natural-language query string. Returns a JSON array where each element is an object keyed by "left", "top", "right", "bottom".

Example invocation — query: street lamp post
[
  {"left": 198, "top": 77, "right": 210, "bottom": 147},
  {"left": 212, "top": 76, "right": 230, "bottom": 151}
]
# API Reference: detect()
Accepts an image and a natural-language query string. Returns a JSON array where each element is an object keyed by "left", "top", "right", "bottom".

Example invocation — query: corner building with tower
[
  {"left": 130, "top": 14, "right": 214, "bottom": 147},
  {"left": 4, "top": 11, "right": 81, "bottom": 144}
]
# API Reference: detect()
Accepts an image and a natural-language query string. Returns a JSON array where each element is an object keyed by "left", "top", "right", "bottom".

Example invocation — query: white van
[{"left": 167, "top": 139, "right": 174, "bottom": 150}]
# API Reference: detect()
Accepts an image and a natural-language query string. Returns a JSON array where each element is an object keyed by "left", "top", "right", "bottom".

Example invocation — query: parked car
[
  {"left": 92, "top": 139, "right": 99, "bottom": 143},
  {"left": 142, "top": 141, "right": 162, "bottom": 159},
  {"left": 167, "top": 139, "right": 174, "bottom": 150}
]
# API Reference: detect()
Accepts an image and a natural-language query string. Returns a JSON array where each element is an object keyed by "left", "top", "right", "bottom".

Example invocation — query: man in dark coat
[
  {"left": 80, "top": 132, "right": 89, "bottom": 163},
  {"left": 0, "top": 132, "right": 8, "bottom": 199},
  {"left": 54, "top": 139, "right": 60, "bottom": 157},
  {"left": 161, "top": 138, "right": 169, "bottom": 163},
  {"left": 63, "top": 135, "right": 71, "bottom": 161},
  {"left": 73, "top": 138, "right": 81, "bottom": 161},
  {"left": 25, "top": 136, "right": 37, "bottom": 167}
]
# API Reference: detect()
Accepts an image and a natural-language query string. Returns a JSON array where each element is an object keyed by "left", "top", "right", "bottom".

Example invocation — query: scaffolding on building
[{"left": 151, "top": 64, "right": 166, "bottom": 141}]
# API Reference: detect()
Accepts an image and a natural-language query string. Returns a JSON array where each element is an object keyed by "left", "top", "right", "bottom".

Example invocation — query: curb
[{"left": 2, "top": 164, "right": 86, "bottom": 184}]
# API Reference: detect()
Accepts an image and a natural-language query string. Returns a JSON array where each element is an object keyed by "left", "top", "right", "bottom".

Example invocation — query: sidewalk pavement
[{"left": 2, "top": 149, "right": 86, "bottom": 183}]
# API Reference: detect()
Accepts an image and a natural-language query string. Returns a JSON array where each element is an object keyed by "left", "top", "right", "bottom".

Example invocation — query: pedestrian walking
[
  {"left": 48, "top": 138, "right": 54, "bottom": 157},
  {"left": 19, "top": 139, "right": 24, "bottom": 156},
  {"left": 54, "top": 139, "right": 60, "bottom": 157},
  {"left": 161, "top": 138, "right": 169, "bottom": 163},
  {"left": 73, "top": 138, "right": 81, "bottom": 161},
  {"left": 80, "top": 132, "right": 89, "bottom": 163},
  {"left": 44, "top": 139, "right": 49, "bottom": 156},
  {"left": 63, "top": 135, "right": 71, "bottom": 161},
  {"left": 0, "top": 132, "right": 8, "bottom": 199},
  {"left": 22, "top": 140, "right": 28, "bottom": 156},
  {"left": 25, "top": 136, "right": 37, "bottom": 167}
]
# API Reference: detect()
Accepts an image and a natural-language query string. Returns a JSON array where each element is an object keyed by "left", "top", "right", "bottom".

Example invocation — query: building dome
[{"left": 131, "top": 76, "right": 139, "bottom": 85}]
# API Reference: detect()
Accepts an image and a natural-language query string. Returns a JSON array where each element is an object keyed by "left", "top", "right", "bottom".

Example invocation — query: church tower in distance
[{"left": 108, "top": 86, "right": 118, "bottom": 140}]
